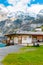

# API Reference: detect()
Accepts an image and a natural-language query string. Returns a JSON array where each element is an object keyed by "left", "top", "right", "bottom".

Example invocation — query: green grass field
[{"left": 2, "top": 46, "right": 43, "bottom": 65}]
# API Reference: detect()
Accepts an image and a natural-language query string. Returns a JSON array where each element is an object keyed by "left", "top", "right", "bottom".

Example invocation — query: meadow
[{"left": 2, "top": 46, "right": 43, "bottom": 65}]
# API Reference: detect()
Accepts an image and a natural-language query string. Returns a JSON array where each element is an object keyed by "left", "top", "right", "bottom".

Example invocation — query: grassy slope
[{"left": 2, "top": 46, "right": 43, "bottom": 65}]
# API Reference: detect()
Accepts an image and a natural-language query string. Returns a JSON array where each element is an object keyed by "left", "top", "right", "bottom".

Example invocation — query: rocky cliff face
[{"left": 0, "top": 10, "right": 43, "bottom": 36}]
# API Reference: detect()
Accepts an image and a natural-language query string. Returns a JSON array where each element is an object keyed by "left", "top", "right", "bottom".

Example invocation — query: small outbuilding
[{"left": 4, "top": 31, "right": 43, "bottom": 46}]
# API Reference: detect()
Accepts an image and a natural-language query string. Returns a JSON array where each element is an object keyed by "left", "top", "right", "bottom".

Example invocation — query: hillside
[{"left": 0, "top": 10, "right": 43, "bottom": 36}]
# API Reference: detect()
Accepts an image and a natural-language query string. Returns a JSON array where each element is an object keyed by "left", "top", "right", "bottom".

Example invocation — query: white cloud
[
  {"left": 7, "top": 0, "right": 43, "bottom": 16},
  {"left": 0, "top": 4, "right": 8, "bottom": 14},
  {"left": 0, "top": 4, "right": 8, "bottom": 21},
  {"left": 0, "top": 1, "right": 43, "bottom": 21},
  {"left": 27, "top": 4, "right": 43, "bottom": 16},
  {"left": 7, "top": 6, "right": 14, "bottom": 12},
  {"left": 8, "top": 0, "right": 20, "bottom": 6},
  {"left": 7, "top": 3, "right": 43, "bottom": 18},
  {"left": 7, "top": 0, "right": 31, "bottom": 13},
  {"left": 8, "top": 0, "right": 31, "bottom": 6}
]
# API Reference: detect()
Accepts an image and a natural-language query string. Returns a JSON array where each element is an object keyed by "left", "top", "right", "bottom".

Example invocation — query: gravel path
[{"left": 0, "top": 45, "right": 23, "bottom": 62}]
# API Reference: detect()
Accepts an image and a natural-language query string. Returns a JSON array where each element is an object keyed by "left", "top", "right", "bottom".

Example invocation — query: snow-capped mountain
[
  {"left": 36, "top": 9, "right": 43, "bottom": 24},
  {"left": 0, "top": 11, "right": 35, "bottom": 35},
  {"left": 37, "top": 9, "right": 43, "bottom": 19},
  {"left": 0, "top": 9, "right": 43, "bottom": 36}
]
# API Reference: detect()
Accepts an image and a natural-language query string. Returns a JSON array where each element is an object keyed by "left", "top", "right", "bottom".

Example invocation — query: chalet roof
[{"left": 5, "top": 31, "right": 43, "bottom": 36}]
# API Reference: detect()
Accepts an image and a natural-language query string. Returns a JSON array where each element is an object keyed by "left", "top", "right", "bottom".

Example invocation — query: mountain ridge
[{"left": 0, "top": 10, "right": 43, "bottom": 36}]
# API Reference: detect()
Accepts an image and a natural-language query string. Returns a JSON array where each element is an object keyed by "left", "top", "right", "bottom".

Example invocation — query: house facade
[{"left": 5, "top": 32, "right": 43, "bottom": 46}]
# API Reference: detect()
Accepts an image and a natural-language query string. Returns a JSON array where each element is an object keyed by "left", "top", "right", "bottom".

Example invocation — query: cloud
[
  {"left": 7, "top": 0, "right": 43, "bottom": 16},
  {"left": 6, "top": 0, "right": 31, "bottom": 18},
  {"left": 0, "top": 4, "right": 8, "bottom": 14},
  {"left": 27, "top": 4, "right": 43, "bottom": 14},
  {"left": 7, "top": 3, "right": 43, "bottom": 18},
  {"left": 8, "top": 0, "right": 31, "bottom": 6},
  {"left": 26, "top": 4, "right": 43, "bottom": 18},
  {"left": 7, "top": 0, "right": 31, "bottom": 13},
  {"left": 0, "top": 4, "right": 8, "bottom": 21},
  {"left": 0, "top": 1, "right": 43, "bottom": 21},
  {"left": 7, "top": 0, "right": 20, "bottom": 6}
]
